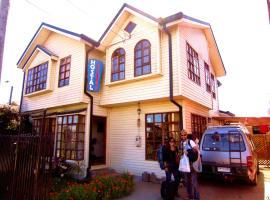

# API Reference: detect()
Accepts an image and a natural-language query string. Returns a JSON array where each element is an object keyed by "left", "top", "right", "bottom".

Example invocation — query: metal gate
[
  {"left": 251, "top": 134, "right": 270, "bottom": 166},
  {"left": 0, "top": 132, "right": 54, "bottom": 200}
]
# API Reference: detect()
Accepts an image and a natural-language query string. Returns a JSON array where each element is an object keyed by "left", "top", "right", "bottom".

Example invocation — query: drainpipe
[
  {"left": 84, "top": 44, "right": 98, "bottom": 178},
  {"left": 162, "top": 23, "right": 183, "bottom": 131},
  {"left": 19, "top": 72, "right": 26, "bottom": 134}
]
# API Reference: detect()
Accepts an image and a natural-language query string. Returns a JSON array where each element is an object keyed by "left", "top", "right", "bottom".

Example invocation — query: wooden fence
[
  {"left": 251, "top": 134, "right": 270, "bottom": 166},
  {"left": 0, "top": 133, "right": 53, "bottom": 200}
]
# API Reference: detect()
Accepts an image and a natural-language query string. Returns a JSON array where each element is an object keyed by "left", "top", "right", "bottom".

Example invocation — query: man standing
[{"left": 180, "top": 130, "right": 200, "bottom": 200}]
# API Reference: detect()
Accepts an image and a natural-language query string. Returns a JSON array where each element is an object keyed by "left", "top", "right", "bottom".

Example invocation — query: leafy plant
[
  {"left": 50, "top": 172, "right": 135, "bottom": 200},
  {"left": 0, "top": 104, "right": 19, "bottom": 134}
]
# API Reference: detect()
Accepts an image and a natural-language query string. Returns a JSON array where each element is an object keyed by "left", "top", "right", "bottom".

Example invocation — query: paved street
[{"left": 122, "top": 166, "right": 270, "bottom": 200}]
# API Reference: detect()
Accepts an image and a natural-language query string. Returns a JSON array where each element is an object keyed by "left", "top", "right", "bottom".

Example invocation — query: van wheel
[{"left": 250, "top": 172, "right": 258, "bottom": 186}]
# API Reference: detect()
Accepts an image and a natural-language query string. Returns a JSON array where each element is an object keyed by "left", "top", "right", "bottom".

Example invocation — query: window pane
[
  {"left": 144, "top": 49, "right": 149, "bottom": 56},
  {"left": 135, "top": 67, "right": 141, "bottom": 76},
  {"left": 64, "top": 79, "right": 69, "bottom": 85},
  {"left": 112, "top": 73, "right": 119, "bottom": 81},
  {"left": 143, "top": 56, "right": 149, "bottom": 63},
  {"left": 120, "top": 64, "right": 125, "bottom": 71},
  {"left": 68, "top": 116, "right": 73, "bottom": 123},
  {"left": 63, "top": 119, "right": 68, "bottom": 127},
  {"left": 143, "top": 40, "right": 149, "bottom": 48},
  {"left": 119, "top": 72, "right": 125, "bottom": 80},
  {"left": 143, "top": 65, "right": 151, "bottom": 74},
  {"left": 136, "top": 59, "right": 142, "bottom": 67},
  {"left": 73, "top": 115, "right": 78, "bottom": 123},
  {"left": 136, "top": 50, "right": 142, "bottom": 58},
  {"left": 154, "top": 114, "right": 162, "bottom": 122},
  {"left": 147, "top": 114, "right": 153, "bottom": 123}
]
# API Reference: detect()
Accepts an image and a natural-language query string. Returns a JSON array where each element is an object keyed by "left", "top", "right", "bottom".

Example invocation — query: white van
[{"left": 200, "top": 125, "right": 259, "bottom": 185}]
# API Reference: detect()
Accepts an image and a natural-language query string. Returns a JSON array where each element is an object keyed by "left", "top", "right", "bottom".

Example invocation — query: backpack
[
  {"left": 157, "top": 145, "right": 166, "bottom": 170},
  {"left": 187, "top": 139, "right": 199, "bottom": 162}
]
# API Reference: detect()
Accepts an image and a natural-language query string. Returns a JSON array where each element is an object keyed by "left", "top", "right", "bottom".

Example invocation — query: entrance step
[{"left": 90, "top": 168, "right": 117, "bottom": 178}]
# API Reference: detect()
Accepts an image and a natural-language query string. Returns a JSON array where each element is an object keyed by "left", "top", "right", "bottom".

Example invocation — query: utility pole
[
  {"left": 0, "top": 0, "right": 10, "bottom": 84},
  {"left": 268, "top": 0, "right": 270, "bottom": 23}
]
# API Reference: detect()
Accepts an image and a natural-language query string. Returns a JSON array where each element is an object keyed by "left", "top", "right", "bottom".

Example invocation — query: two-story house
[{"left": 17, "top": 4, "right": 225, "bottom": 178}]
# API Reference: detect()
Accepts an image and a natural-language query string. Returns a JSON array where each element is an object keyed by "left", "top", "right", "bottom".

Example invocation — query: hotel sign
[{"left": 87, "top": 59, "right": 103, "bottom": 92}]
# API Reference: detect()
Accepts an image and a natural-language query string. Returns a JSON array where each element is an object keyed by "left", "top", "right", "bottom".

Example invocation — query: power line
[{"left": 24, "top": 0, "right": 48, "bottom": 14}]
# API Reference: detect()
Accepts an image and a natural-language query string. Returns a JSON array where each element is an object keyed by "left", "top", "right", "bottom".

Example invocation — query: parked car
[{"left": 199, "top": 125, "right": 259, "bottom": 185}]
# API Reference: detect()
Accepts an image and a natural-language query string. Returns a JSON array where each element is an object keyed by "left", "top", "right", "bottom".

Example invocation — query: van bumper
[{"left": 202, "top": 163, "right": 249, "bottom": 179}]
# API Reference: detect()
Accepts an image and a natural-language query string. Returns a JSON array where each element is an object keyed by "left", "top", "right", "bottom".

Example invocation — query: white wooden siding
[
  {"left": 108, "top": 100, "right": 182, "bottom": 178},
  {"left": 21, "top": 33, "right": 86, "bottom": 112},
  {"left": 101, "top": 15, "right": 171, "bottom": 106},
  {"left": 182, "top": 99, "right": 209, "bottom": 134},
  {"left": 179, "top": 25, "right": 218, "bottom": 110}
]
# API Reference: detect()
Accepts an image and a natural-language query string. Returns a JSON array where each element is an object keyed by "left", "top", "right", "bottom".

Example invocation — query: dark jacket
[{"left": 163, "top": 146, "right": 179, "bottom": 170}]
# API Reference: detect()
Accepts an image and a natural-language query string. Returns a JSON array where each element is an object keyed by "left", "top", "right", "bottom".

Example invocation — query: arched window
[
  {"left": 134, "top": 39, "right": 151, "bottom": 76},
  {"left": 111, "top": 48, "right": 125, "bottom": 82}
]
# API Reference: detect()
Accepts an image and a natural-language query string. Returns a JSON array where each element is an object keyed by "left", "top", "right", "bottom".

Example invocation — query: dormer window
[
  {"left": 134, "top": 39, "right": 151, "bottom": 77},
  {"left": 25, "top": 62, "right": 48, "bottom": 94},
  {"left": 124, "top": 21, "right": 136, "bottom": 33},
  {"left": 111, "top": 48, "right": 125, "bottom": 82}
]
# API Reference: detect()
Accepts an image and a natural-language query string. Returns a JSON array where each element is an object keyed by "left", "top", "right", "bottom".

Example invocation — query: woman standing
[{"left": 163, "top": 137, "right": 180, "bottom": 197}]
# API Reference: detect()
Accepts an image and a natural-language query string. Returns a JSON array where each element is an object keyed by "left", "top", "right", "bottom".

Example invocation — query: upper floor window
[
  {"left": 211, "top": 74, "right": 216, "bottom": 99},
  {"left": 124, "top": 21, "right": 137, "bottom": 34},
  {"left": 25, "top": 62, "right": 48, "bottom": 94},
  {"left": 186, "top": 42, "right": 200, "bottom": 85},
  {"left": 134, "top": 39, "right": 151, "bottom": 77},
  {"left": 58, "top": 56, "right": 71, "bottom": 87},
  {"left": 111, "top": 48, "right": 125, "bottom": 82},
  {"left": 204, "top": 62, "right": 211, "bottom": 93}
]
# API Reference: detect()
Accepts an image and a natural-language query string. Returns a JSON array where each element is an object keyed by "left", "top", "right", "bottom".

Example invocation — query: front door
[{"left": 91, "top": 116, "right": 106, "bottom": 165}]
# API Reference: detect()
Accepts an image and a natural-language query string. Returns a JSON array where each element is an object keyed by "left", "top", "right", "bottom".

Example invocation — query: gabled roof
[
  {"left": 98, "top": 3, "right": 158, "bottom": 44},
  {"left": 98, "top": 3, "right": 225, "bottom": 76},
  {"left": 36, "top": 45, "right": 58, "bottom": 58},
  {"left": 22, "top": 45, "right": 58, "bottom": 70},
  {"left": 17, "top": 4, "right": 226, "bottom": 76},
  {"left": 17, "top": 22, "right": 99, "bottom": 69}
]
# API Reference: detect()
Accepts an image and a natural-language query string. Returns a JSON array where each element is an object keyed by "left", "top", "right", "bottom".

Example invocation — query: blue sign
[{"left": 87, "top": 59, "right": 103, "bottom": 92}]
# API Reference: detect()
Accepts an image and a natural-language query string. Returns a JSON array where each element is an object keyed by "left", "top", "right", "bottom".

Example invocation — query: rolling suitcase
[{"left": 160, "top": 180, "right": 178, "bottom": 200}]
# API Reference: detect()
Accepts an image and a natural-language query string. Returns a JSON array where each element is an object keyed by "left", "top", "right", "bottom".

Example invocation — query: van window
[{"left": 202, "top": 133, "right": 246, "bottom": 152}]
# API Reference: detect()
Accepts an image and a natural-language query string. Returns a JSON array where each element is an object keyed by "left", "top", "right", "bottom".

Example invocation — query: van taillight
[{"left": 246, "top": 156, "right": 253, "bottom": 167}]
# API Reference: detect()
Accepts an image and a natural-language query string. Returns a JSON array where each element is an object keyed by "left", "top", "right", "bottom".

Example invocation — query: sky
[{"left": 0, "top": 0, "right": 270, "bottom": 117}]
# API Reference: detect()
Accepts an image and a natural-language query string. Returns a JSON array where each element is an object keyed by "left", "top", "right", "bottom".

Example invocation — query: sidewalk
[
  {"left": 120, "top": 177, "right": 162, "bottom": 200},
  {"left": 120, "top": 177, "right": 184, "bottom": 200},
  {"left": 120, "top": 167, "right": 269, "bottom": 200}
]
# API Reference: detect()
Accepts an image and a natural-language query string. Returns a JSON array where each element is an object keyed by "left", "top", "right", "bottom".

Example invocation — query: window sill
[
  {"left": 106, "top": 73, "right": 163, "bottom": 87},
  {"left": 24, "top": 89, "right": 52, "bottom": 97}
]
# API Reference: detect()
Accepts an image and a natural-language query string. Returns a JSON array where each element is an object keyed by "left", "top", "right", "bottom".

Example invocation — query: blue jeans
[
  {"left": 165, "top": 165, "right": 180, "bottom": 187},
  {"left": 183, "top": 170, "right": 200, "bottom": 200}
]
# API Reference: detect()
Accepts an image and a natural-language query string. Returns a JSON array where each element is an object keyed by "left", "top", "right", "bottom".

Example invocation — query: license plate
[{"left": 217, "top": 167, "right": 230, "bottom": 173}]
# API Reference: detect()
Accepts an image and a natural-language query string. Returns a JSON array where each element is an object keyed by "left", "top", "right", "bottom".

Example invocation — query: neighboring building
[{"left": 17, "top": 4, "right": 226, "bottom": 177}]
